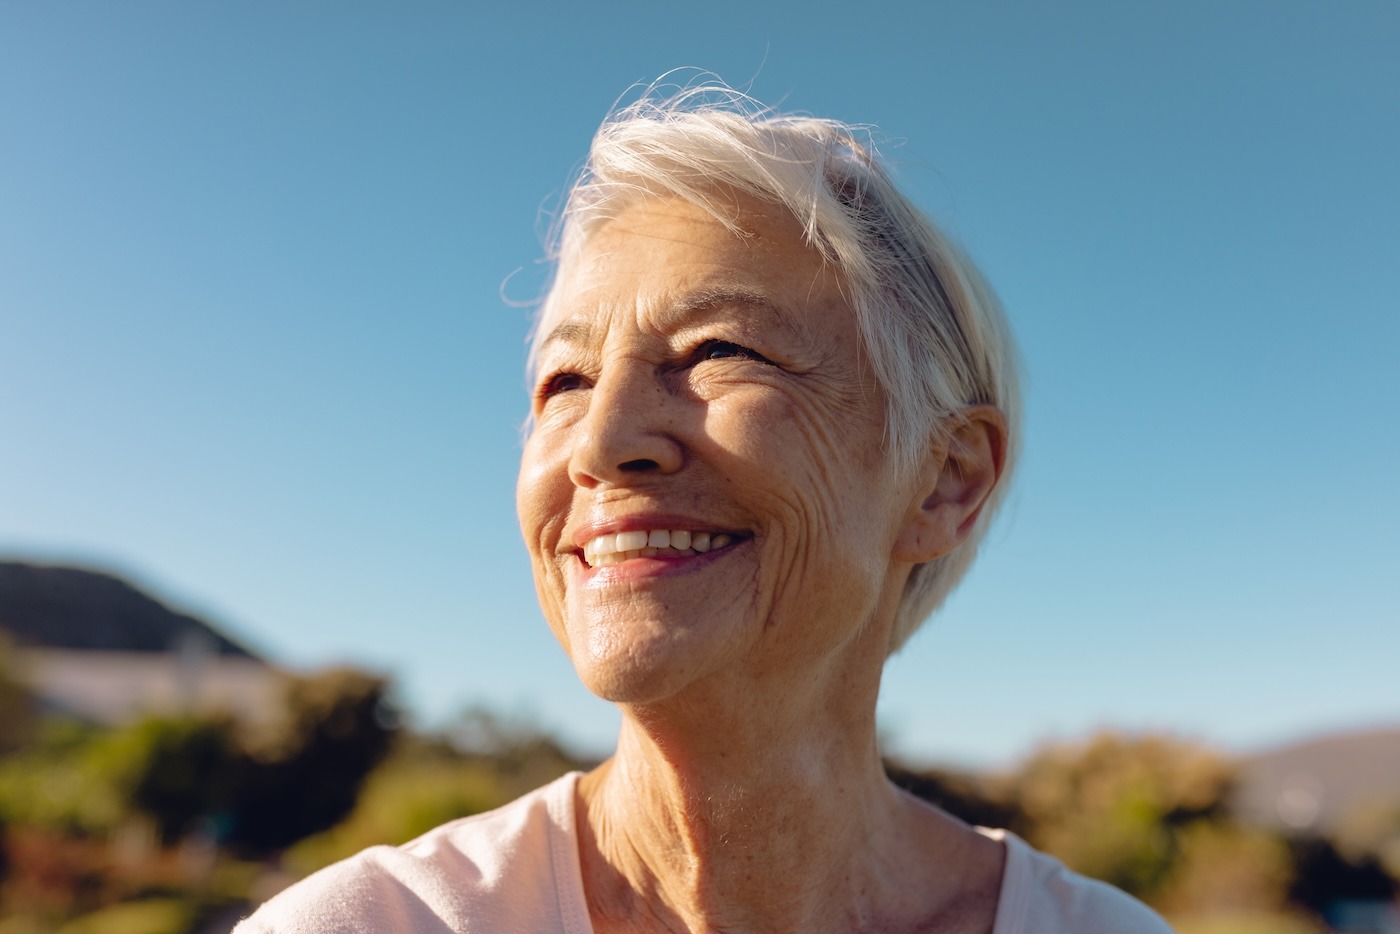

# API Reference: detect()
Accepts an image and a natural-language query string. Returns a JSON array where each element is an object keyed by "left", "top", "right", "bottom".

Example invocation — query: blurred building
[{"left": 0, "top": 560, "right": 284, "bottom": 727}]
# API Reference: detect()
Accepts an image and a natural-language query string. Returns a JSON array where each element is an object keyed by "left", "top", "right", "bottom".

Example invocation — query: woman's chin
[
  {"left": 575, "top": 669, "right": 679, "bottom": 706},
  {"left": 564, "top": 621, "right": 724, "bottom": 707}
]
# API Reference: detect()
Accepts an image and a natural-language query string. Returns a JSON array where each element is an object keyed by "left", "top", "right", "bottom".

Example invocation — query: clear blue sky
[{"left": 2, "top": 2, "right": 1395, "bottom": 768}]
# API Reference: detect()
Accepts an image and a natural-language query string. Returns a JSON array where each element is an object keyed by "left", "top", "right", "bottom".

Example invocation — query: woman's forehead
[{"left": 539, "top": 192, "right": 841, "bottom": 337}]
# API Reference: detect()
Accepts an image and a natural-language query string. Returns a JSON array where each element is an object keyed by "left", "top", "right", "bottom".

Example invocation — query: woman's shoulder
[
  {"left": 234, "top": 772, "right": 589, "bottom": 933},
  {"left": 977, "top": 829, "right": 1175, "bottom": 934}
]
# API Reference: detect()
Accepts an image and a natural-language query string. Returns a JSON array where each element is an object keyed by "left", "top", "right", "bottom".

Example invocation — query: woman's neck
[{"left": 574, "top": 650, "right": 1005, "bottom": 933}]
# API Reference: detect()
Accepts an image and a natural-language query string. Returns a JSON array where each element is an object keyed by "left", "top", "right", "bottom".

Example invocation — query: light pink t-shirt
[{"left": 236, "top": 772, "right": 1172, "bottom": 932}]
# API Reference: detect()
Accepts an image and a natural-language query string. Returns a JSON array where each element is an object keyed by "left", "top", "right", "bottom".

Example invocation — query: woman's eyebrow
[
  {"left": 658, "top": 288, "right": 804, "bottom": 341},
  {"left": 538, "top": 288, "right": 803, "bottom": 357},
  {"left": 666, "top": 287, "right": 776, "bottom": 316},
  {"left": 536, "top": 319, "right": 593, "bottom": 359}
]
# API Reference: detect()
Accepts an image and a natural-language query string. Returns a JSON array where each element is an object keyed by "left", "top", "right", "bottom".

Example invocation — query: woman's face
[{"left": 517, "top": 192, "right": 919, "bottom": 705}]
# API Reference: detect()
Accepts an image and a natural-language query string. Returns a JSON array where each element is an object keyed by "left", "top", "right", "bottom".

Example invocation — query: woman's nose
[{"left": 567, "top": 362, "right": 684, "bottom": 487}]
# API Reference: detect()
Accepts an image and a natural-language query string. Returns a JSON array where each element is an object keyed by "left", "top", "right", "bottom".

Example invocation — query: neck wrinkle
[{"left": 578, "top": 651, "right": 901, "bottom": 932}]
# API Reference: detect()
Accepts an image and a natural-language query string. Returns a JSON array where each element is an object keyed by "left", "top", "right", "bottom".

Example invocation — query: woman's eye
[
  {"left": 537, "top": 372, "right": 586, "bottom": 401},
  {"left": 696, "top": 340, "right": 769, "bottom": 363}
]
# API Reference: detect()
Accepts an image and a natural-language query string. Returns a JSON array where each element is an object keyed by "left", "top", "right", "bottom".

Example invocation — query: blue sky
[{"left": 1, "top": 2, "right": 1395, "bottom": 768}]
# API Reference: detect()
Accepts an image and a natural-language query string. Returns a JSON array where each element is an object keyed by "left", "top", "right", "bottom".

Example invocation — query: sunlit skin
[{"left": 517, "top": 190, "right": 1009, "bottom": 933}]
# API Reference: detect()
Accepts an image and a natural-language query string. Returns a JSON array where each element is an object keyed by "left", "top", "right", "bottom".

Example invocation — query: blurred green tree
[
  {"left": 225, "top": 668, "right": 398, "bottom": 854},
  {"left": 284, "top": 737, "right": 509, "bottom": 876},
  {"left": 1154, "top": 821, "right": 1296, "bottom": 916},
  {"left": 0, "top": 636, "right": 38, "bottom": 756},
  {"left": 0, "top": 720, "right": 120, "bottom": 835},
  {"left": 86, "top": 716, "right": 238, "bottom": 844},
  {"left": 1007, "top": 732, "right": 1234, "bottom": 898},
  {"left": 444, "top": 706, "right": 589, "bottom": 800}
]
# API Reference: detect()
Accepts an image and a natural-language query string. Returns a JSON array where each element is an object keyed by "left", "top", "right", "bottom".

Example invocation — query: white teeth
[
  {"left": 615, "top": 530, "right": 648, "bottom": 551},
  {"left": 580, "top": 528, "right": 737, "bottom": 565}
]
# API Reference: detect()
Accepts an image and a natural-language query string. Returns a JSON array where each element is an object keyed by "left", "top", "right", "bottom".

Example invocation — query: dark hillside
[{"left": 0, "top": 561, "right": 260, "bottom": 658}]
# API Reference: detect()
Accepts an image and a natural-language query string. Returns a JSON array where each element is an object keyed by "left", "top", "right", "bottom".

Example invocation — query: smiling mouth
[{"left": 580, "top": 529, "right": 746, "bottom": 568}]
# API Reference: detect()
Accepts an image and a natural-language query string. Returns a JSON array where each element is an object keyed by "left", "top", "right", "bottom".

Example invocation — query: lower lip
[{"left": 575, "top": 543, "right": 740, "bottom": 587}]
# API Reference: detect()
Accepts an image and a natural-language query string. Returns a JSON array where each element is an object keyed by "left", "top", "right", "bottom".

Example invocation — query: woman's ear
[{"left": 893, "top": 405, "right": 1009, "bottom": 564}]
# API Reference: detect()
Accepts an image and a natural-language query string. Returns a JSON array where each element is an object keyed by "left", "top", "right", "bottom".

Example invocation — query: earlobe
[{"left": 892, "top": 405, "right": 1008, "bottom": 564}]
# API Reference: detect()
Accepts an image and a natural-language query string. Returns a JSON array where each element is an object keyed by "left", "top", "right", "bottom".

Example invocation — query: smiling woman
[
  {"left": 519, "top": 193, "right": 906, "bottom": 708},
  {"left": 236, "top": 85, "right": 1171, "bottom": 933}
]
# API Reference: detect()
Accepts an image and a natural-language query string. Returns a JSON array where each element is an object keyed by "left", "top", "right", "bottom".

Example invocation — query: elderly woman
[{"left": 239, "top": 89, "right": 1171, "bottom": 933}]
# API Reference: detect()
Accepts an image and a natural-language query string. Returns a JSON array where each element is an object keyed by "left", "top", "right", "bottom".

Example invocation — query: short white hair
[{"left": 531, "top": 84, "right": 1020, "bottom": 653}]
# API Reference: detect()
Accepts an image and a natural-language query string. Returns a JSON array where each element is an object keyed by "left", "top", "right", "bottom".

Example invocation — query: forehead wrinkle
[
  {"left": 537, "top": 285, "right": 815, "bottom": 363},
  {"left": 534, "top": 240, "right": 620, "bottom": 350}
]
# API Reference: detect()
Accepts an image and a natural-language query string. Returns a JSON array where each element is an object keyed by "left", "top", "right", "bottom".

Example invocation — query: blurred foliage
[
  {"left": 53, "top": 897, "right": 194, "bottom": 934},
  {"left": 224, "top": 668, "right": 398, "bottom": 854},
  {"left": 0, "top": 669, "right": 396, "bottom": 854},
  {"left": 889, "top": 730, "right": 1399, "bottom": 930},
  {"left": 0, "top": 640, "right": 36, "bottom": 757},
  {"left": 442, "top": 706, "right": 591, "bottom": 801},
  {"left": 1169, "top": 911, "right": 1326, "bottom": 934},
  {"left": 1006, "top": 732, "right": 1234, "bottom": 897},
  {"left": 0, "top": 669, "right": 1393, "bottom": 933},
  {"left": 286, "top": 707, "right": 589, "bottom": 878},
  {"left": 1286, "top": 834, "right": 1398, "bottom": 917},
  {"left": 1332, "top": 798, "right": 1400, "bottom": 879},
  {"left": 1002, "top": 733, "right": 1232, "bottom": 896},
  {"left": 1154, "top": 822, "right": 1296, "bottom": 916},
  {"left": 283, "top": 739, "right": 508, "bottom": 877},
  {"left": 91, "top": 717, "right": 238, "bottom": 844},
  {"left": 0, "top": 665, "right": 398, "bottom": 929},
  {"left": 890, "top": 734, "right": 1240, "bottom": 909},
  {"left": 0, "top": 720, "right": 125, "bottom": 836}
]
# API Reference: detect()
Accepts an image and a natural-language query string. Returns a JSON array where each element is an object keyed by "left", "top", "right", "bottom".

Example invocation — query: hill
[
  {"left": 0, "top": 561, "right": 260, "bottom": 659},
  {"left": 1234, "top": 726, "right": 1400, "bottom": 835}
]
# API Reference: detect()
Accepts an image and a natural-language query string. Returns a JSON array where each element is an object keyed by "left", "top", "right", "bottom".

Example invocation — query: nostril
[{"left": 619, "top": 458, "right": 660, "bottom": 472}]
